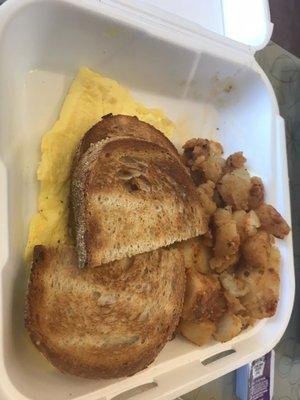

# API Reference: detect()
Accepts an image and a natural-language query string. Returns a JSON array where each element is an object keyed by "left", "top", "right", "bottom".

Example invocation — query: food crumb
[{"left": 224, "top": 84, "right": 234, "bottom": 93}]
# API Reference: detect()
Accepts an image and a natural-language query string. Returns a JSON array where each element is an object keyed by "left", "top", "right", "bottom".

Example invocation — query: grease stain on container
[
  {"left": 209, "top": 74, "right": 236, "bottom": 107},
  {"left": 210, "top": 74, "right": 235, "bottom": 96},
  {"left": 104, "top": 27, "right": 120, "bottom": 38}
]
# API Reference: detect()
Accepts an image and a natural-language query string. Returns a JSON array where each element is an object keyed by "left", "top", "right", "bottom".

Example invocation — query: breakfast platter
[{"left": 0, "top": 1, "right": 294, "bottom": 400}]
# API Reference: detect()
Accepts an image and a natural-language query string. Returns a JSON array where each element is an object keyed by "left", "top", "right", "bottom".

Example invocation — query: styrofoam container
[{"left": 0, "top": 0, "right": 294, "bottom": 399}]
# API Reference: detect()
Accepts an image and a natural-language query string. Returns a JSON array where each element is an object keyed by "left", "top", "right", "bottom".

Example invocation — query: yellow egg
[{"left": 24, "top": 67, "right": 174, "bottom": 262}]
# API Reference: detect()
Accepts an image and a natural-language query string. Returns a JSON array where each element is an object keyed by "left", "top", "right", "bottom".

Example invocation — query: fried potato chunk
[
  {"left": 233, "top": 210, "right": 261, "bottom": 242},
  {"left": 180, "top": 320, "right": 216, "bottom": 346},
  {"left": 220, "top": 271, "right": 249, "bottom": 297},
  {"left": 217, "top": 169, "right": 251, "bottom": 210},
  {"left": 237, "top": 249, "right": 280, "bottom": 319},
  {"left": 214, "top": 220, "right": 240, "bottom": 257},
  {"left": 224, "top": 292, "right": 245, "bottom": 314},
  {"left": 214, "top": 313, "right": 243, "bottom": 342},
  {"left": 223, "top": 152, "right": 246, "bottom": 174},
  {"left": 213, "top": 208, "right": 240, "bottom": 256},
  {"left": 248, "top": 176, "right": 265, "bottom": 209},
  {"left": 214, "top": 207, "right": 232, "bottom": 227},
  {"left": 210, "top": 208, "right": 240, "bottom": 272},
  {"left": 180, "top": 269, "right": 228, "bottom": 346},
  {"left": 182, "top": 139, "right": 225, "bottom": 185},
  {"left": 182, "top": 269, "right": 227, "bottom": 323},
  {"left": 210, "top": 254, "right": 239, "bottom": 273},
  {"left": 241, "top": 230, "right": 271, "bottom": 270},
  {"left": 180, "top": 237, "right": 212, "bottom": 274},
  {"left": 197, "top": 181, "right": 217, "bottom": 216},
  {"left": 183, "top": 138, "right": 224, "bottom": 160},
  {"left": 269, "top": 245, "right": 281, "bottom": 273},
  {"left": 255, "top": 204, "right": 290, "bottom": 239},
  {"left": 200, "top": 157, "right": 226, "bottom": 183}
]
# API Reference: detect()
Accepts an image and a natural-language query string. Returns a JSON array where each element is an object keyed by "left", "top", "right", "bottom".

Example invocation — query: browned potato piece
[
  {"left": 211, "top": 209, "right": 240, "bottom": 272},
  {"left": 182, "top": 138, "right": 225, "bottom": 185},
  {"left": 255, "top": 204, "right": 290, "bottom": 239},
  {"left": 214, "top": 313, "right": 243, "bottom": 342},
  {"left": 214, "top": 220, "right": 240, "bottom": 257},
  {"left": 180, "top": 237, "right": 212, "bottom": 274},
  {"left": 248, "top": 176, "right": 264, "bottom": 209},
  {"left": 237, "top": 261, "right": 280, "bottom": 319},
  {"left": 241, "top": 315, "right": 257, "bottom": 328},
  {"left": 197, "top": 181, "right": 217, "bottom": 216},
  {"left": 200, "top": 157, "right": 225, "bottom": 183},
  {"left": 269, "top": 246, "right": 281, "bottom": 273},
  {"left": 180, "top": 320, "right": 216, "bottom": 346},
  {"left": 209, "top": 141, "right": 224, "bottom": 157},
  {"left": 183, "top": 138, "right": 223, "bottom": 157},
  {"left": 220, "top": 271, "right": 249, "bottom": 297},
  {"left": 199, "top": 180, "right": 215, "bottom": 197},
  {"left": 233, "top": 210, "right": 261, "bottom": 242},
  {"left": 224, "top": 152, "right": 246, "bottom": 174},
  {"left": 182, "top": 269, "right": 227, "bottom": 323},
  {"left": 244, "top": 210, "right": 261, "bottom": 237},
  {"left": 210, "top": 253, "right": 239, "bottom": 273},
  {"left": 224, "top": 292, "right": 245, "bottom": 314},
  {"left": 183, "top": 138, "right": 223, "bottom": 168},
  {"left": 214, "top": 207, "right": 232, "bottom": 227},
  {"left": 217, "top": 168, "right": 251, "bottom": 210},
  {"left": 232, "top": 210, "right": 247, "bottom": 241},
  {"left": 241, "top": 230, "right": 271, "bottom": 269},
  {"left": 194, "top": 243, "right": 212, "bottom": 275}
]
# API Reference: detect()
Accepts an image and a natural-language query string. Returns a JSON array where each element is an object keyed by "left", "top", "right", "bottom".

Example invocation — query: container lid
[{"left": 138, "top": 0, "right": 273, "bottom": 51}]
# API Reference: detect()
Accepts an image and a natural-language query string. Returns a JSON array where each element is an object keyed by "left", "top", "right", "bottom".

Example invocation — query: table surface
[{"left": 181, "top": 41, "right": 300, "bottom": 400}]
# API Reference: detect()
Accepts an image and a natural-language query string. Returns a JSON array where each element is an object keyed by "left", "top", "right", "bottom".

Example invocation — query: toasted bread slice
[
  {"left": 71, "top": 136, "right": 207, "bottom": 267},
  {"left": 69, "top": 115, "right": 185, "bottom": 248},
  {"left": 74, "top": 114, "right": 179, "bottom": 165},
  {"left": 25, "top": 244, "right": 185, "bottom": 379}
]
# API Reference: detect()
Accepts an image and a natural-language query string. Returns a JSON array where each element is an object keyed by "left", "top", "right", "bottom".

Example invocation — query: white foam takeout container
[{"left": 0, "top": 0, "right": 295, "bottom": 399}]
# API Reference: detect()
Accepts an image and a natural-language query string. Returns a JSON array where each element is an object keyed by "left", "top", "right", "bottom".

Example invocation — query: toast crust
[{"left": 74, "top": 114, "right": 179, "bottom": 165}]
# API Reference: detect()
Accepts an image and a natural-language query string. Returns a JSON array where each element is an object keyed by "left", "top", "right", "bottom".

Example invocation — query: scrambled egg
[{"left": 25, "top": 67, "right": 175, "bottom": 261}]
